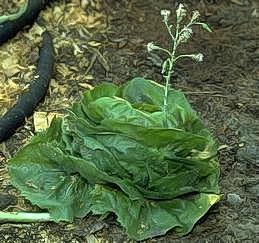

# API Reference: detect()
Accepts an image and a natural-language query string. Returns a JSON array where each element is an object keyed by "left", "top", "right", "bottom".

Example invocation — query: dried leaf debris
[{"left": 0, "top": 0, "right": 109, "bottom": 120}]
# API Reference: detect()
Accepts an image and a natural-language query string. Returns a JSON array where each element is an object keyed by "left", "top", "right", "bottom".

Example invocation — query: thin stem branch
[
  {"left": 175, "top": 54, "right": 194, "bottom": 61},
  {"left": 164, "top": 20, "right": 175, "bottom": 42},
  {"left": 154, "top": 46, "right": 172, "bottom": 57}
]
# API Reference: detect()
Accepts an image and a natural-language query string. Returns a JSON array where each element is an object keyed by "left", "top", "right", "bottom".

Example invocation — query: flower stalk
[{"left": 147, "top": 3, "right": 212, "bottom": 125}]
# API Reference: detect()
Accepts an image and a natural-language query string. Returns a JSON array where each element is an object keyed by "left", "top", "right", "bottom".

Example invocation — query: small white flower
[
  {"left": 176, "top": 3, "right": 187, "bottom": 23},
  {"left": 161, "top": 9, "right": 171, "bottom": 22},
  {"left": 147, "top": 42, "right": 157, "bottom": 52},
  {"left": 191, "top": 53, "right": 204, "bottom": 62},
  {"left": 179, "top": 27, "right": 193, "bottom": 43},
  {"left": 191, "top": 10, "right": 200, "bottom": 22}
]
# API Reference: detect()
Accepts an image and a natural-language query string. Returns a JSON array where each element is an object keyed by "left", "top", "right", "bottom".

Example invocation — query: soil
[{"left": 0, "top": 0, "right": 259, "bottom": 242}]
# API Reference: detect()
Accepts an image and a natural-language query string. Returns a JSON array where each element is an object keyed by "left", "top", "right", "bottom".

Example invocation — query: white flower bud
[
  {"left": 191, "top": 10, "right": 200, "bottom": 22},
  {"left": 147, "top": 42, "right": 157, "bottom": 52},
  {"left": 161, "top": 9, "right": 171, "bottom": 22},
  {"left": 179, "top": 27, "right": 193, "bottom": 43},
  {"left": 176, "top": 3, "right": 187, "bottom": 23},
  {"left": 191, "top": 53, "right": 204, "bottom": 62}
]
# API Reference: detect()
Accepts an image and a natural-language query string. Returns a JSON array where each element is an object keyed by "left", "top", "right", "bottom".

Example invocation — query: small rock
[{"left": 226, "top": 193, "right": 243, "bottom": 207}]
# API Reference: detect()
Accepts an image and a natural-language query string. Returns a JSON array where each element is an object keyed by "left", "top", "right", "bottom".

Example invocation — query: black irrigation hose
[
  {"left": 0, "top": 31, "right": 55, "bottom": 142},
  {"left": 0, "top": 0, "right": 52, "bottom": 45}
]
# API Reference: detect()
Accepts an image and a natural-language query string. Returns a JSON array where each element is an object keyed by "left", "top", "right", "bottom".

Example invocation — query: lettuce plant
[{"left": 5, "top": 3, "right": 221, "bottom": 241}]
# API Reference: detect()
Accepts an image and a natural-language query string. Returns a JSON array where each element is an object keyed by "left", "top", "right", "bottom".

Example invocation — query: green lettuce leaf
[{"left": 9, "top": 77, "right": 221, "bottom": 240}]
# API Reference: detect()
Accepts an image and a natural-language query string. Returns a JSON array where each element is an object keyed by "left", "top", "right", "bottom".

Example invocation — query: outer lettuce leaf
[
  {"left": 90, "top": 186, "right": 220, "bottom": 240},
  {"left": 9, "top": 77, "right": 221, "bottom": 240}
]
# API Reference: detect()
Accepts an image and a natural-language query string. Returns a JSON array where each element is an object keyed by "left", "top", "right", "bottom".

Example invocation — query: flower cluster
[
  {"left": 190, "top": 53, "right": 204, "bottom": 62},
  {"left": 147, "top": 42, "right": 158, "bottom": 52},
  {"left": 178, "top": 27, "right": 193, "bottom": 43},
  {"left": 161, "top": 9, "right": 171, "bottom": 22},
  {"left": 146, "top": 3, "right": 212, "bottom": 117},
  {"left": 191, "top": 10, "right": 200, "bottom": 22},
  {"left": 176, "top": 3, "right": 187, "bottom": 23}
]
